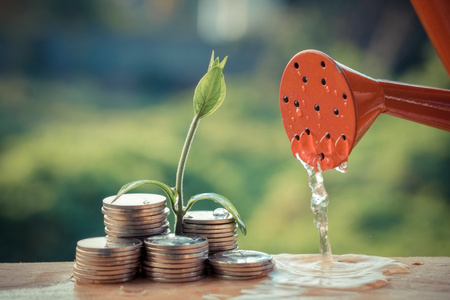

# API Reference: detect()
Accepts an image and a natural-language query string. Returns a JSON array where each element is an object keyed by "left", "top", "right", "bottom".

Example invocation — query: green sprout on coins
[{"left": 112, "top": 51, "right": 246, "bottom": 236}]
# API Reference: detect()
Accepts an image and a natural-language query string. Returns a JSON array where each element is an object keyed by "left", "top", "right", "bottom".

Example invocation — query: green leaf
[
  {"left": 113, "top": 180, "right": 176, "bottom": 211},
  {"left": 185, "top": 193, "right": 247, "bottom": 235},
  {"left": 193, "top": 52, "right": 227, "bottom": 119}
]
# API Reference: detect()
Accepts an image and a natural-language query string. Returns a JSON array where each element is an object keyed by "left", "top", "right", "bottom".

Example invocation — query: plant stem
[{"left": 174, "top": 114, "right": 201, "bottom": 234}]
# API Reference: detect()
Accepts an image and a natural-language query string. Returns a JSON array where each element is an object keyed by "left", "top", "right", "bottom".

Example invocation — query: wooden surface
[{"left": 0, "top": 256, "right": 449, "bottom": 299}]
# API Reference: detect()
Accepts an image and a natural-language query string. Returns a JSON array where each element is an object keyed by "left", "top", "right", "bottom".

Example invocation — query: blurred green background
[{"left": 0, "top": 0, "right": 449, "bottom": 262}]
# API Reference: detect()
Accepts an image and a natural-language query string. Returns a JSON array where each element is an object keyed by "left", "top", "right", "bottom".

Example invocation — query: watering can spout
[{"left": 279, "top": 50, "right": 450, "bottom": 171}]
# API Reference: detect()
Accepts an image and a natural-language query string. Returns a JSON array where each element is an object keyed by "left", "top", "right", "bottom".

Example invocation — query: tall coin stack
[
  {"left": 208, "top": 249, "right": 276, "bottom": 280},
  {"left": 182, "top": 209, "right": 238, "bottom": 254},
  {"left": 102, "top": 193, "right": 170, "bottom": 240},
  {"left": 142, "top": 234, "right": 208, "bottom": 282},
  {"left": 73, "top": 236, "right": 143, "bottom": 283}
]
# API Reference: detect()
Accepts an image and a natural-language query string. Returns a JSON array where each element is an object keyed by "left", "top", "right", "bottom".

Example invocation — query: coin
[
  {"left": 181, "top": 227, "right": 237, "bottom": 234},
  {"left": 210, "top": 261, "right": 274, "bottom": 272},
  {"left": 73, "top": 264, "right": 138, "bottom": 276},
  {"left": 105, "top": 224, "right": 169, "bottom": 236},
  {"left": 104, "top": 219, "right": 169, "bottom": 230},
  {"left": 101, "top": 206, "right": 167, "bottom": 219},
  {"left": 147, "top": 274, "right": 206, "bottom": 283},
  {"left": 103, "top": 193, "right": 166, "bottom": 209},
  {"left": 75, "top": 256, "right": 140, "bottom": 268},
  {"left": 73, "top": 270, "right": 136, "bottom": 281},
  {"left": 182, "top": 222, "right": 236, "bottom": 231},
  {"left": 141, "top": 264, "right": 205, "bottom": 274},
  {"left": 204, "top": 234, "right": 238, "bottom": 243},
  {"left": 73, "top": 276, "right": 133, "bottom": 284},
  {"left": 211, "top": 273, "right": 269, "bottom": 280},
  {"left": 208, "top": 240, "right": 238, "bottom": 248},
  {"left": 149, "top": 250, "right": 208, "bottom": 260},
  {"left": 75, "top": 247, "right": 142, "bottom": 258},
  {"left": 104, "top": 208, "right": 169, "bottom": 224},
  {"left": 212, "top": 266, "right": 275, "bottom": 277},
  {"left": 183, "top": 209, "right": 234, "bottom": 224},
  {"left": 76, "top": 237, "right": 143, "bottom": 253},
  {"left": 75, "top": 261, "right": 140, "bottom": 271},
  {"left": 145, "top": 244, "right": 208, "bottom": 255},
  {"left": 208, "top": 250, "right": 273, "bottom": 267},
  {"left": 144, "top": 269, "right": 205, "bottom": 278},
  {"left": 142, "top": 260, "right": 205, "bottom": 269},
  {"left": 144, "top": 234, "right": 208, "bottom": 250}
]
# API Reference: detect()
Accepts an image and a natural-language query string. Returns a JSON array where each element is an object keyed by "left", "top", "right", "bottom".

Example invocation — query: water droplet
[
  {"left": 317, "top": 112, "right": 322, "bottom": 119},
  {"left": 296, "top": 108, "right": 302, "bottom": 116},
  {"left": 318, "top": 123, "right": 321, "bottom": 128},
  {"left": 302, "top": 100, "right": 306, "bottom": 107},
  {"left": 326, "top": 86, "right": 330, "bottom": 93},
  {"left": 302, "top": 85, "right": 306, "bottom": 92},
  {"left": 333, "top": 90, "right": 338, "bottom": 97},
  {"left": 343, "top": 102, "right": 348, "bottom": 108},
  {"left": 334, "top": 161, "right": 348, "bottom": 173},
  {"left": 213, "top": 208, "right": 230, "bottom": 217}
]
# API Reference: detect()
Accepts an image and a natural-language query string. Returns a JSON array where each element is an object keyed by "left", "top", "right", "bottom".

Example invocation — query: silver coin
[
  {"left": 101, "top": 206, "right": 167, "bottom": 219},
  {"left": 76, "top": 237, "right": 142, "bottom": 253},
  {"left": 118, "top": 228, "right": 171, "bottom": 240},
  {"left": 147, "top": 250, "right": 208, "bottom": 260},
  {"left": 141, "top": 264, "right": 205, "bottom": 274},
  {"left": 144, "top": 269, "right": 205, "bottom": 279},
  {"left": 208, "top": 250, "right": 273, "bottom": 267},
  {"left": 74, "top": 276, "right": 133, "bottom": 284},
  {"left": 75, "top": 260, "right": 140, "bottom": 271},
  {"left": 145, "top": 256, "right": 206, "bottom": 264},
  {"left": 182, "top": 222, "right": 236, "bottom": 231},
  {"left": 76, "top": 247, "right": 142, "bottom": 258},
  {"left": 209, "top": 246, "right": 239, "bottom": 254},
  {"left": 73, "top": 267, "right": 137, "bottom": 278},
  {"left": 104, "top": 208, "right": 169, "bottom": 223},
  {"left": 103, "top": 193, "right": 166, "bottom": 209},
  {"left": 75, "top": 256, "right": 140, "bottom": 267},
  {"left": 183, "top": 210, "right": 234, "bottom": 224},
  {"left": 73, "top": 271, "right": 137, "bottom": 281},
  {"left": 210, "top": 261, "right": 275, "bottom": 272},
  {"left": 142, "top": 260, "right": 205, "bottom": 269},
  {"left": 144, "top": 234, "right": 208, "bottom": 249},
  {"left": 73, "top": 264, "right": 138, "bottom": 276},
  {"left": 147, "top": 274, "right": 206, "bottom": 283},
  {"left": 105, "top": 225, "right": 169, "bottom": 236},
  {"left": 205, "top": 234, "right": 238, "bottom": 243},
  {"left": 208, "top": 240, "right": 238, "bottom": 248},
  {"left": 183, "top": 231, "right": 237, "bottom": 239},
  {"left": 211, "top": 273, "right": 270, "bottom": 280},
  {"left": 181, "top": 227, "right": 237, "bottom": 234},
  {"left": 145, "top": 244, "right": 208, "bottom": 255},
  {"left": 104, "top": 219, "right": 169, "bottom": 230},
  {"left": 212, "top": 266, "right": 275, "bottom": 277}
]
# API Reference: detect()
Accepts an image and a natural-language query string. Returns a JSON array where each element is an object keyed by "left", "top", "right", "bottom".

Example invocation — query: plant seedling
[{"left": 112, "top": 51, "right": 246, "bottom": 236}]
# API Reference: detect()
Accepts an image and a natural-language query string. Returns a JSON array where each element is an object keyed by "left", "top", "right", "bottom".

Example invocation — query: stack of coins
[
  {"left": 208, "top": 249, "right": 276, "bottom": 280},
  {"left": 142, "top": 234, "right": 208, "bottom": 282},
  {"left": 102, "top": 193, "right": 170, "bottom": 239},
  {"left": 73, "top": 236, "right": 142, "bottom": 283},
  {"left": 182, "top": 209, "right": 238, "bottom": 254}
]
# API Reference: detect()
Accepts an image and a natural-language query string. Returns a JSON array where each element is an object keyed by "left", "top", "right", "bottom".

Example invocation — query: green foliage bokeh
[{"left": 0, "top": 0, "right": 449, "bottom": 262}]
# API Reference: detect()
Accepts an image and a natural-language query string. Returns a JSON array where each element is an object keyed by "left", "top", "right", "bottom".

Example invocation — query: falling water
[{"left": 297, "top": 154, "right": 332, "bottom": 263}]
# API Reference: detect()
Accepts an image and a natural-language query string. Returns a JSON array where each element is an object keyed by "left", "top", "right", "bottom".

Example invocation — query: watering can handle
[{"left": 380, "top": 80, "right": 450, "bottom": 131}]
